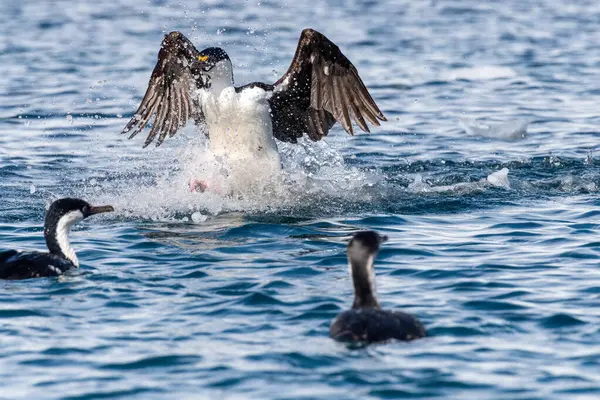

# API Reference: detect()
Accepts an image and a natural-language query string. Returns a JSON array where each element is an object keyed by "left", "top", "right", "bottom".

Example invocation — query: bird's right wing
[{"left": 122, "top": 32, "right": 205, "bottom": 147}]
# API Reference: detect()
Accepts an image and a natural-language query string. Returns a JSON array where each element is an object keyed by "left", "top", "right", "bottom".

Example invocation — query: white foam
[
  {"left": 407, "top": 175, "right": 431, "bottom": 193},
  {"left": 94, "top": 134, "right": 375, "bottom": 221},
  {"left": 191, "top": 212, "right": 208, "bottom": 223},
  {"left": 557, "top": 174, "right": 597, "bottom": 193},
  {"left": 408, "top": 168, "right": 510, "bottom": 194},
  {"left": 459, "top": 118, "right": 528, "bottom": 140},
  {"left": 487, "top": 168, "right": 510, "bottom": 189}
]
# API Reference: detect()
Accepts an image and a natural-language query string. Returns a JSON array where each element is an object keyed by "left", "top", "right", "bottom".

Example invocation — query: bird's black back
[
  {"left": 330, "top": 308, "right": 426, "bottom": 343},
  {"left": 0, "top": 250, "right": 75, "bottom": 280}
]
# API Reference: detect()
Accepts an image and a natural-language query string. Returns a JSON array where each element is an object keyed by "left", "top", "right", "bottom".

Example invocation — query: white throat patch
[
  {"left": 347, "top": 245, "right": 377, "bottom": 295},
  {"left": 55, "top": 210, "right": 84, "bottom": 267}
]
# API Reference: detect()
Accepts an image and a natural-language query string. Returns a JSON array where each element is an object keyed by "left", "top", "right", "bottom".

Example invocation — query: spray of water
[{"left": 87, "top": 131, "right": 379, "bottom": 222}]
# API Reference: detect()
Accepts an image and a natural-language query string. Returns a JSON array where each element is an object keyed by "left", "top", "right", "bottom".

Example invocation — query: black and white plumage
[
  {"left": 122, "top": 32, "right": 204, "bottom": 148},
  {"left": 330, "top": 231, "right": 426, "bottom": 343},
  {"left": 122, "top": 29, "right": 386, "bottom": 162},
  {"left": 0, "top": 198, "right": 114, "bottom": 280}
]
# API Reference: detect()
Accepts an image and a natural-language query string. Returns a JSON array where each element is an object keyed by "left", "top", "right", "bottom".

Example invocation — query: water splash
[{"left": 87, "top": 134, "right": 379, "bottom": 221}]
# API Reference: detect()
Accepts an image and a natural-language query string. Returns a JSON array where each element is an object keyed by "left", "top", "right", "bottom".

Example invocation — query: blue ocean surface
[{"left": 1, "top": 0, "right": 600, "bottom": 398}]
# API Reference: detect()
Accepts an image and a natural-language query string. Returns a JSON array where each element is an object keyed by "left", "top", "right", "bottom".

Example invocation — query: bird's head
[
  {"left": 43, "top": 198, "right": 114, "bottom": 265},
  {"left": 192, "top": 47, "right": 230, "bottom": 73},
  {"left": 347, "top": 231, "right": 388, "bottom": 263},
  {"left": 46, "top": 198, "right": 114, "bottom": 226},
  {"left": 191, "top": 47, "right": 234, "bottom": 91},
  {"left": 44, "top": 198, "right": 115, "bottom": 243}
]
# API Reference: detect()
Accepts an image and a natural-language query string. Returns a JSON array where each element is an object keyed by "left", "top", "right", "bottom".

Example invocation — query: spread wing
[
  {"left": 269, "top": 28, "right": 386, "bottom": 143},
  {"left": 122, "top": 32, "right": 204, "bottom": 147}
]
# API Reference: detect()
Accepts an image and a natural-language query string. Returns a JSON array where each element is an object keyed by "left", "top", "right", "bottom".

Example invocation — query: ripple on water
[
  {"left": 539, "top": 314, "right": 586, "bottom": 330},
  {"left": 100, "top": 355, "right": 202, "bottom": 371}
]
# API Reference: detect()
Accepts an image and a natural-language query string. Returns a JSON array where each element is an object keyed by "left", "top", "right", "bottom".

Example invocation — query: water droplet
[
  {"left": 30, "top": 185, "right": 36, "bottom": 194},
  {"left": 192, "top": 212, "right": 207, "bottom": 223}
]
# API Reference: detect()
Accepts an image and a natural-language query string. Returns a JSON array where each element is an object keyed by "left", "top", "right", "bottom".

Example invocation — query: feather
[
  {"left": 122, "top": 32, "right": 205, "bottom": 147},
  {"left": 270, "top": 28, "right": 385, "bottom": 142}
]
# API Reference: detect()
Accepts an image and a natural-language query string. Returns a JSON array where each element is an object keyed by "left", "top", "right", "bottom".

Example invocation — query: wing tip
[
  {"left": 301, "top": 28, "right": 317, "bottom": 37},
  {"left": 127, "top": 131, "right": 138, "bottom": 140}
]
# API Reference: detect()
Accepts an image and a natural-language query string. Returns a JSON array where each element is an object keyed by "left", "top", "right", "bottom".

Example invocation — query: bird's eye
[{"left": 82, "top": 206, "right": 89, "bottom": 214}]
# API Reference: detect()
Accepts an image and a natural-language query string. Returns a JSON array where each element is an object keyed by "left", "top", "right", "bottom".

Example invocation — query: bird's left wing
[
  {"left": 122, "top": 32, "right": 205, "bottom": 147},
  {"left": 269, "top": 29, "right": 387, "bottom": 143}
]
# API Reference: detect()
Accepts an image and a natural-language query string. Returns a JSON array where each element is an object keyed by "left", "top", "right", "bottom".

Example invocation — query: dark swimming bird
[
  {"left": 121, "top": 29, "right": 387, "bottom": 187},
  {"left": 330, "top": 231, "right": 427, "bottom": 343},
  {"left": 0, "top": 198, "right": 114, "bottom": 280}
]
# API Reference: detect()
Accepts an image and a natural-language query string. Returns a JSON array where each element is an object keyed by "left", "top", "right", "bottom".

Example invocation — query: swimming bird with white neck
[
  {"left": 0, "top": 198, "right": 114, "bottom": 280},
  {"left": 330, "top": 231, "right": 427, "bottom": 343}
]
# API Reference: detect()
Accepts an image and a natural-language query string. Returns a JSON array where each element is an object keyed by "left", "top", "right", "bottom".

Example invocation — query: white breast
[
  {"left": 198, "top": 87, "right": 283, "bottom": 187},
  {"left": 199, "top": 87, "right": 280, "bottom": 163}
]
